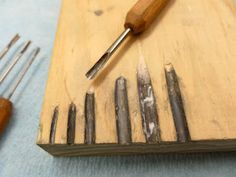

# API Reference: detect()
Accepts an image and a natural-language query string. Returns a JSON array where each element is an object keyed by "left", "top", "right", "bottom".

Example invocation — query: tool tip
[
  {"left": 85, "top": 52, "right": 110, "bottom": 80},
  {"left": 85, "top": 73, "right": 94, "bottom": 80}
]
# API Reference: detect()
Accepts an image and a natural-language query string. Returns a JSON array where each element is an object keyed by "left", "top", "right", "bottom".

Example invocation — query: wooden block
[{"left": 37, "top": 0, "right": 236, "bottom": 156}]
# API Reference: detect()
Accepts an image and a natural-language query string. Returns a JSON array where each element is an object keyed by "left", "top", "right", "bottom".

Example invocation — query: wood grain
[
  {"left": 39, "top": 140, "right": 236, "bottom": 156},
  {"left": 37, "top": 0, "right": 236, "bottom": 155}
]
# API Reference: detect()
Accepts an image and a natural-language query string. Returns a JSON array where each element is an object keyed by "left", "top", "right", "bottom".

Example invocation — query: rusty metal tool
[
  {"left": 0, "top": 47, "right": 40, "bottom": 135},
  {"left": 86, "top": 0, "right": 170, "bottom": 79},
  {"left": 0, "top": 34, "right": 20, "bottom": 60}
]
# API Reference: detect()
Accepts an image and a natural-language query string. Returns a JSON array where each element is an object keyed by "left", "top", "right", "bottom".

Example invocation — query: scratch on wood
[{"left": 64, "top": 78, "right": 73, "bottom": 102}]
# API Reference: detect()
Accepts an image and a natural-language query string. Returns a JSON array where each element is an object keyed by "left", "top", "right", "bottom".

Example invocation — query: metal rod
[
  {"left": 6, "top": 47, "right": 40, "bottom": 99},
  {"left": 0, "top": 41, "right": 31, "bottom": 85},
  {"left": 0, "top": 34, "right": 20, "bottom": 60},
  {"left": 86, "top": 28, "right": 131, "bottom": 80}
]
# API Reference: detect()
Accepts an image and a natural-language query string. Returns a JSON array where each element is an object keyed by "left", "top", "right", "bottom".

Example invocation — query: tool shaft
[
  {"left": 107, "top": 28, "right": 131, "bottom": 55},
  {"left": 6, "top": 47, "right": 40, "bottom": 99},
  {"left": 0, "top": 34, "right": 20, "bottom": 60},
  {"left": 86, "top": 28, "right": 131, "bottom": 79},
  {"left": 0, "top": 41, "right": 31, "bottom": 85}
]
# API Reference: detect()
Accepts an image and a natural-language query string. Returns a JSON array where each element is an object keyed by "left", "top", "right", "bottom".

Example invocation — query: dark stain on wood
[
  {"left": 94, "top": 10, "right": 103, "bottom": 16},
  {"left": 84, "top": 92, "right": 96, "bottom": 144},
  {"left": 67, "top": 103, "right": 76, "bottom": 145},
  {"left": 49, "top": 106, "right": 59, "bottom": 144},
  {"left": 137, "top": 68, "right": 161, "bottom": 143},
  {"left": 115, "top": 77, "right": 132, "bottom": 145},
  {"left": 165, "top": 63, "right": 190, "bottom": 142}
]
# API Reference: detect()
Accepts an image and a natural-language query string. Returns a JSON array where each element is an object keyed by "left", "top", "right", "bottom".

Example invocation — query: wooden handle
[
  {"left": 125, "top": 0, "right": 170, "bottom": 34},
  {"left": 0, "top": 98, "right": 13, "bottom": 135}
]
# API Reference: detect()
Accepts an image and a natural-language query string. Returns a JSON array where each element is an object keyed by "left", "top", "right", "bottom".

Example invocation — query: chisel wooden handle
[
  {"left": 125, "top": 0, "right": 170, "bottom": 34},
  {"left": 0, "top": 98, "right": 13, "bottom": 135}
]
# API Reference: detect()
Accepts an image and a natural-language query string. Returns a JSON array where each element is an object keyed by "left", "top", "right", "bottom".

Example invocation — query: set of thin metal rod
[
  {"left": 0, "top": 34, "right": 40, "bottom": 99},
  {"left": 49, "top": 63, "right": 190, "bottom": 145},
  {"left": 0, "top": 41, "right": 31, "bottom": 85}
]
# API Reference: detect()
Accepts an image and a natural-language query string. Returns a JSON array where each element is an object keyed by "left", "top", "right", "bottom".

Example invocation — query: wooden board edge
[{"left": 37, "top": 139, "right": 236, "bottom": 156}]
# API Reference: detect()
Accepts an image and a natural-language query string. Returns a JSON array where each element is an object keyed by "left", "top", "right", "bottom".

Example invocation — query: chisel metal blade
[{"left": 85, "top": 28, "right": 131, "bottom": 80}]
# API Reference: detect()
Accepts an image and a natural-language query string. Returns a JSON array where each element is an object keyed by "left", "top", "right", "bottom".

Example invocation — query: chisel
[{"left": 86, "top": 0, "right": 170, "bottom": 79}]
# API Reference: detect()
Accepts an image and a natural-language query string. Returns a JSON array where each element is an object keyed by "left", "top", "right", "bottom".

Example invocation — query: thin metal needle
[
  {"left": 0, "top": 41, "right": 31, "bottom": 84},
  {"left": 6, "top": 47, "right": 40, "bottom": 100},
  {"left": 0, "top": 34, "right": 20, "bottom": 60},
  {"left": 86, "top": 28, "right": 131, "bottom": 80}
]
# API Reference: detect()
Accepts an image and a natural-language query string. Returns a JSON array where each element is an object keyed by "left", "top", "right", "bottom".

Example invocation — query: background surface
[{"left": 0, "top": 0, "right": 236, "bottom": 177}]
